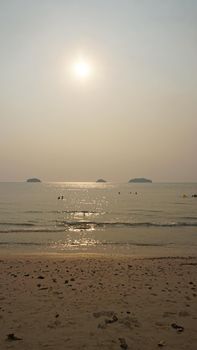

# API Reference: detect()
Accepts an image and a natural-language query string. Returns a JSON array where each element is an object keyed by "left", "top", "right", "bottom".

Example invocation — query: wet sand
[{"left": 0, "top": 254, "right": 197, "bottom": 349}]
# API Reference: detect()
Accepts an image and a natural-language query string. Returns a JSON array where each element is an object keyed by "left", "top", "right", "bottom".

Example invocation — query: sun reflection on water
[{"left": 51, "top": 231, "right": 99, "bottom": 251}]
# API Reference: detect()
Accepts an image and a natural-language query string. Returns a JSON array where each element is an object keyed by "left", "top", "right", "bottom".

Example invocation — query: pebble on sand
[{"left": 119, "top": 337, "right": 128, "bottom": 349}]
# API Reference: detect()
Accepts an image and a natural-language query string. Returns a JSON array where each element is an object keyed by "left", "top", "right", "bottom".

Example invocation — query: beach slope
[{"left": 0, "top": 255, "right": 197, "bottom": 349}]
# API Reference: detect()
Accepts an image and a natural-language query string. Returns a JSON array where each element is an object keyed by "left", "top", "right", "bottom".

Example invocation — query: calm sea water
[{"left": 0, "top": 182, "right": 197, "bottom": 256}]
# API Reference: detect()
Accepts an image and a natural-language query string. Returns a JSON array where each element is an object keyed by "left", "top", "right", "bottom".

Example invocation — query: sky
[{"left": 0, "top": 0, "right": 196, "bottom": 182}]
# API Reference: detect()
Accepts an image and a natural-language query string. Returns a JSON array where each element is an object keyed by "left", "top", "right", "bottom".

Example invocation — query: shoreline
[
  {"left": 0, "top": 241, "right": 197, "bottom": 259},
  {"left": 0, "top": 250, "right": 197, "bottom": 259},
  {"left": 0, "top": 254, "right": 197, "bottom": 349},
  {"left": 0, "top": 225, "right": 196, "bottom": 259}
]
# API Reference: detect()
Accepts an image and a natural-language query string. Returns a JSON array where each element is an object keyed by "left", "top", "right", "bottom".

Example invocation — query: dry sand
[{"left": 0, "top": 254, "right": 197, "bottom": 350}]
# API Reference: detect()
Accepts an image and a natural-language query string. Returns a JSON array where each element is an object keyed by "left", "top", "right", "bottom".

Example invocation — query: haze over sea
[{"left": 0, "top": 182, "right": 196, "bottom": 256}]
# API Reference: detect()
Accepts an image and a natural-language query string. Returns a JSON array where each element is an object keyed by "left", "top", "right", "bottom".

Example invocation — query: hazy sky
[{"left": 0, "top": 0, "right": 196, "bottom": 182}]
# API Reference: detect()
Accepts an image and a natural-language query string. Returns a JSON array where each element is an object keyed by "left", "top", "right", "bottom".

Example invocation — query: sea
[{"left": 0, "top": 182, "right": 197, "bottom": 256}]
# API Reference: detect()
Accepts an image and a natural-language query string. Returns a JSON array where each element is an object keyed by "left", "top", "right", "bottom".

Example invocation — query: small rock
[
  {"left": 37, "top": 276, "right": 44, "bottom": 279},
  {"left": 119, "top": 337, "right": 128, "bottom": 349},
  {"left": 105, "top": 314, "right": 118, "bottom": 324},
  {"left": 171, "top": 323, "right": 184, "bottom": 333},
  {"left": 112, "top": 314, "right": 118, "bottom": 322},
  {"left": 93, "top": 311, "right": 115, "bottom": 318},
  {"left": 158, "top": 340, "right": 166, "bottom": 347}
]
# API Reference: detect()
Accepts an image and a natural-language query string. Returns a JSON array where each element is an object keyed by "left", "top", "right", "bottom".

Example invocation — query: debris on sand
[
  {"left": 171, "top": 323, "right": 184, "bottom": 333},
  {"left": 6, "top": 333, "right": 22, "bottom": 341}
]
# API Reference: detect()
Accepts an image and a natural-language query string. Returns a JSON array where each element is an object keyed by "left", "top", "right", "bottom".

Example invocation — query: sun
[{"left": 72, "top": 59, "right": 92, "bottom": 80}]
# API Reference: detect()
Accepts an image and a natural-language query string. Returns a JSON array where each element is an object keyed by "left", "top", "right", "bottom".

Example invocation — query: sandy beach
[{"left": 0, "top": 254, "right": 197, "bottom": 350}]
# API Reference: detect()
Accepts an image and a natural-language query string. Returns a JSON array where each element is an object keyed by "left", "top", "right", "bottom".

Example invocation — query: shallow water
[{"left": 0, "top": 182, "right": 196, "bottom": 255}]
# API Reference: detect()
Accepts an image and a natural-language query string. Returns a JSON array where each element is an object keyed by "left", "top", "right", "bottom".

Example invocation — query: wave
[
  {"left": 0, "top": 222, "right": 36, "bottom": 226},
  {"left": 24, "top": 210, "right": 103, "bottom": 214},
  {"left": 102, "top": 242, "right": 169, "bottom": 247},
  {"left": 183, "top": 216, "right": 197, "bottom": 220},
  {"left": 0, "top": 228, "right": 65, "bottom": 233},
  {"left": 24, "top": 211, "right": 43, "bottom": 214},
  {"left": 0, "top": 241, "right": 42, "bottom": 246},
  {"left": 58, "top": 221, "right": 197, "bottom": 228},
  {"left": 0, "top": 220, "right": 197, "bottom": 233},
  {"left": 60, "top": 210, "right": 102, "bottom": 214},
  {"left": 128, "top": 209, "right": 163, "bottom": 213},
  {"left": 0, "top": 241, "right": 170, "bottom": 248}
]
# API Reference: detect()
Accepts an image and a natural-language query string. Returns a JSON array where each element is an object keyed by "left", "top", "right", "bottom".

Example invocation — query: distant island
[
  {"left": 96, "top": 178, "right": 107, "bottom": 183},
  {"left": 26, "top": 178, "right": 41, "bottom": 183},
  {"left": 128, "top": 178, "right": 152, "bottom": 183}
]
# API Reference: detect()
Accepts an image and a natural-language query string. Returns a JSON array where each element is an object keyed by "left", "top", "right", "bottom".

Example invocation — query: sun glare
[{"left": 72, "top": 59, "right": 92, "bottom": 80}]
